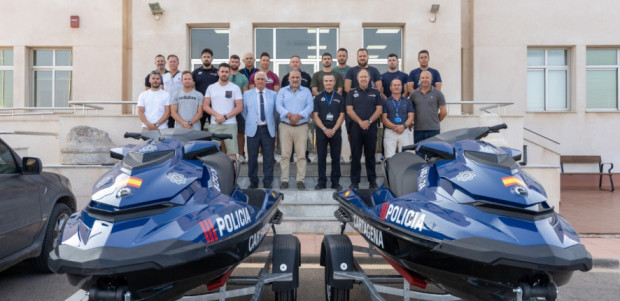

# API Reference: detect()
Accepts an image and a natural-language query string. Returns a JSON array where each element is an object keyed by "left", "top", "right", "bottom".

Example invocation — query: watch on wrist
[
  {"left": 322, "top": 126, "right": 327, "bottom": 131},
  {"left": 224, "top": 114, "right": 228, "bottom": 120},
  {"left": 188, "top": 121, "right": 193, "bottom": 126},
  {"left": 368, "top": 119, "right": 372, "bottom": 124},
  {"left": 154, "top": 123, "right": 159, "bottom": 127}
]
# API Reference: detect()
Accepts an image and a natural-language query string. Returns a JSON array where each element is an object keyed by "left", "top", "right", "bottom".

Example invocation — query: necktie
[{"left": 259, "top": 91, "right": 266, "bottom": 122}]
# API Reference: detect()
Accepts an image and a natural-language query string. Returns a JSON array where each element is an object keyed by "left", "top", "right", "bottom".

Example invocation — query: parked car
[{"left": 0, "top": 137, "right": 76, "bottom": 273}]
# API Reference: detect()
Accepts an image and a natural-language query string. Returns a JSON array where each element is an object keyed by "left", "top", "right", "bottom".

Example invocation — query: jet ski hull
[{"left": 334, "top": 190, "right": 592, "bottom": 301}]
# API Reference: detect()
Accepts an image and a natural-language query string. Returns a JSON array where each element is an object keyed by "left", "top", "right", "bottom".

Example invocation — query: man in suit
[{"left": 243, "top": 71, "right": 278, "bottom": 189}]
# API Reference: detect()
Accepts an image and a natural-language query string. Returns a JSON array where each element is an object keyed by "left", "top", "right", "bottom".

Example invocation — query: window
[
  {"left": 0, "top": 49, "right": 13, "bottom": 107},
  {"left": 254, "top": 28, "right": 338, "bottom": 76},
  {"left": 586, "top": 48, "right": 619, "bottom": 110},
  {"left": 190, "top": 28, "right": 230, "bottom": 70},
  {"left": 363, "top": 28, "right": 403, "bottom": 73},
  {"left": 0, "top": 141, "right": 18, "bottom": 174},
  {"left": 31, "top": 49, "right": 72, "bottom": 107},
  {"left": 526, "top": 49, "right": 569, "bottom": 111}
]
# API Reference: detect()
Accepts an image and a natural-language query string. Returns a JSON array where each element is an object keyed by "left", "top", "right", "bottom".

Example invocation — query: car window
[{"left": 0, "top": 142, "right": 18, "bottom": 174}]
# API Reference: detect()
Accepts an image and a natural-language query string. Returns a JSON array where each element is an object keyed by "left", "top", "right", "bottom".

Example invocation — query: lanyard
[
  {"left": 391, "top": 98, "right": 402, "bottom": 115},
  {"left": 324, "top": 91, "right": 335, "bottom": 107}
]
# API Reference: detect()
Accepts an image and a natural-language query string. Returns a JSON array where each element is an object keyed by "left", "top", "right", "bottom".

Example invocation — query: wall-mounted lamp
[
  {"left": 430, "top": 4, "right": 440, "bottom": 23},
  {"left": 149, "top": 2, "right": 164, "bottom": 20}
]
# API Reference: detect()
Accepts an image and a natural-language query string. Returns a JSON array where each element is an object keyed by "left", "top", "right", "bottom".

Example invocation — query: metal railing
[
  {"left": 69, "top": 101, "right": 138, "bottom": 115},
  {"left": 445, "top": 101, "right": 514, "bottom": 115},
  {"left": 0, "top": 101, "right": 138, "bottom": 117}
]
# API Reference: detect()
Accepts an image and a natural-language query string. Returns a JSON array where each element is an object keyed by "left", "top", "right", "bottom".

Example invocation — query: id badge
[
  {"left": 326, "top": 113, "right": 334, "bottom": 121},
  {"left": 394, "top": 117, "right": 402, "bottom": 123}
]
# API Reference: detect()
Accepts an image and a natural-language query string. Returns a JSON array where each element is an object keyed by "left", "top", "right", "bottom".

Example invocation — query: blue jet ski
[
  {"left": 333, "top": 124, "right": 591, "bottom": 301},
  {"left": 50, "top": 128, "right": 284, "bottom": 300}
]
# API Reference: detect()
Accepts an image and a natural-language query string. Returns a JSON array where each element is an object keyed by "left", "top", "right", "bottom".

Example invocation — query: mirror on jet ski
[{"left": 416, "top": 140, "right": 455, "bottom": 160}]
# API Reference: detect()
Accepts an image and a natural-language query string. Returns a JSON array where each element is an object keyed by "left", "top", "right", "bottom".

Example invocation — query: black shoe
[
  {"left": 306, "top": 151, "right": 311, "bottom": 163},
  {"left": 331, "top": 183, "right": 343, "bottom": 190},
  {"left": 349, "top": 183, "right": 359, "bottom": 189},
  {"left": 248, "top": 183, "right": 258, "bottom": 189},
  {"left": 264, "top": 183, "right": 272, "bottom": 189},
  {"left": 280, "top": 182, "right": 288, "bottom": 189},
  {"left": 290, "top": 156, "right": 294, "bottom": 162},
  {"left": 297, "top": 181, "right": 306, "bottom": 190},
  {"left": 369, "top": 182, "right": 379, "bottom": 189},
  {"left": 315, "top": 183, "right": 326, "bottom": 190}
]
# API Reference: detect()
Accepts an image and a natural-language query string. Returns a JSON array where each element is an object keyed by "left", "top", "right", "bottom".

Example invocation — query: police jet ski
[
  {"left": 332, "top": 124, "right": 591, "bottom": 301},
  {"left": 50, "top": 128, "right": 284, "bottom": 300}
]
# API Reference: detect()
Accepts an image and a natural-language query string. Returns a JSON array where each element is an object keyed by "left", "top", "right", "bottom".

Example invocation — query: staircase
[{"left": 238, "top": 159, "right": 384, "bottom": 234}]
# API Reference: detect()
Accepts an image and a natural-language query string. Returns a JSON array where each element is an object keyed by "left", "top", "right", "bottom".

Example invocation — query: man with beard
[
  {"left": 249, "top": 52, "right": 280, "bottom": 92},
  {"left": 171, "top": 71, "right": 203, "bottom": 130},
  {"left": 192, "top": 48, "right": 219, "bottom": 128},
  {"left": 310, "top": 52, "right": 343, "bottom": 96},
  {"left": 409, "top": 70, "right": 447, "bottom": 143},
  {"left": 203, "top": 63, "right": 243, "bottom": 160},
  {"left": 344, "top": 48, "right": 383, "bottom": 94},
  {"left": 144, "top": 54, "right": 168, "bottom": 90},
  {"left": 381, "top": 53, "right": 408, "bottom": 99},
  {"left": 346, "top": 68, "right": 382, "bottom": 189},
  {"left": 407, "top": 50, "right": 443, "bottom": 94},
  {"left": 229, "top": 54, "right": 250, "bottom": 162},
  {"left": 241, "top": 52, "right": 257, "bottom": 80},
  {"left": 138, "top": 71, "right": 171, "bottom": 131},
  {"left": 281, "top": 55, "right": 312, "bottom": 88},
  {"left": 276, "top": 70, "right": 313, "bottom": 190},
  {"left": 332, "top": 48, "right": 351, "bottom": 78}
]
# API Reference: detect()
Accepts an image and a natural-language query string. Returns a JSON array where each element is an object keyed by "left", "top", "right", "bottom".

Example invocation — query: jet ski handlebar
[
  {"left": 487, "top": 123, "right": 507, "bottom": 133},
  {"left": 124, "top": 132, "right": 148, "bottom": 140}
]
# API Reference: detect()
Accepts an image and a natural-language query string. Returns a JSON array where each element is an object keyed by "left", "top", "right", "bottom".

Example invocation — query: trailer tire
[{"left": 275, "top": 289, "right": 296, "bottom": 301}]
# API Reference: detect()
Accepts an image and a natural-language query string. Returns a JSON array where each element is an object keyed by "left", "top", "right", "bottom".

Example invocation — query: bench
[{"left": 560, "top": 155, "right": 614, "bottom": 191}]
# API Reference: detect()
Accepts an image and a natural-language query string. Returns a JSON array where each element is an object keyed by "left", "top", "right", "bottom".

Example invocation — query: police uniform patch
[
  {"left": 167, "top": 172, "right": 188, "bottom": 185},
  {"left": 137, "top": 144, "right": 157, "bottom": 153},
  {"left": 456, "top": 170, "right": 476, "bottom": 182}
]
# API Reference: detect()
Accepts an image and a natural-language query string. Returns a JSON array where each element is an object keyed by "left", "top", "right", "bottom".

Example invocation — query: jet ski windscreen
[{"left": 122, "top": 150, "right": 175, "bottom": 171}]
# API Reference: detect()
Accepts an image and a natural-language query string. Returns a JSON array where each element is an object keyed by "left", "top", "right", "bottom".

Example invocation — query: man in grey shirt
[
  {"left": 171, "top": 71, "right": 204, "bottom": 130},
  {"left": 409, "top": 70, "right": 447, "bottom": 143}
]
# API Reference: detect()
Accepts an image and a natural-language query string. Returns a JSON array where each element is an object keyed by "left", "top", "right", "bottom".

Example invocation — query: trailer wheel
[
  {"left": 275, "top": 289, "right": 296, "bottom": 301},
  {"left": 325, "top": 284, "right": 349, "bottom": 301}
]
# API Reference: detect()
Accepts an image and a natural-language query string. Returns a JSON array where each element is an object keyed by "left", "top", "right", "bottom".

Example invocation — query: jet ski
[
  {"left": 50, "top": 128, "right": 284, "bottom": 301},
  {"left": 332, "top": 124, "right": 592, "bottom": 301}
]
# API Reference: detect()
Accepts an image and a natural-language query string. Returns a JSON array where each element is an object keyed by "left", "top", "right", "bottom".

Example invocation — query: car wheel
[{"left": 31, "top": 203, "right": 72, "bottom": 273}]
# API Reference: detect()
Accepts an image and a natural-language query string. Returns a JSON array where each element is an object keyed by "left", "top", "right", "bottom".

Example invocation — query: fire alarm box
[{"left": 70, "top": 16, "right": 79, "bottom": 28}]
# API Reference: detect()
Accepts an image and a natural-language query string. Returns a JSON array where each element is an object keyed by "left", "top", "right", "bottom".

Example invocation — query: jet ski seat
[
  {"left": 199, "top": 151, "right": 236, "bottom": 195},
  {"left": 384, "top": 152, "right": 427, "bottom": 197}
]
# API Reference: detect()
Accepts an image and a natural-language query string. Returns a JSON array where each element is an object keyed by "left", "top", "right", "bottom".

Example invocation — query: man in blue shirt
[
  {"left": 381, "top": 54, "right": 408, "bottom": 99},
  {"left": 276, "top": 70, "right": 314, "bottom": 190},
  {"left": 407, "top": 50, "right": 442, "bottom": 94},
  {"left": 381, "top": 78, "right": 414, "bottom": 158}
]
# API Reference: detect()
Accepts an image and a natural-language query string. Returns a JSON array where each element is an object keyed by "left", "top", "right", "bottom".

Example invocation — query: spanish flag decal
[
  {"left": 344, "top": 190, "right": 351, "bottom": 197},
  {"left": 502, "top": 176, "right": 525, "bottom": 187},
  {"left": 127, "top": 177, "right": 143, "bottom": 188}
]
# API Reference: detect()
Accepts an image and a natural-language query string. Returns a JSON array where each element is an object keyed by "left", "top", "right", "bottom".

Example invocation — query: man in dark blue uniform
[
  {"left": 192, "top": 48, "right": 219, "bottom": 129},
  {"left": 312, "top": 74, "right": 345, "bottom": 190},
  {"left": 346, "top": 69, "right": 383, "bottom": 189}
]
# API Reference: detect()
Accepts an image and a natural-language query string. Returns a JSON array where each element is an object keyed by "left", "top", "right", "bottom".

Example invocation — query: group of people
[{"left": 137, "top": 47, "right": 446, "bottom": 191}]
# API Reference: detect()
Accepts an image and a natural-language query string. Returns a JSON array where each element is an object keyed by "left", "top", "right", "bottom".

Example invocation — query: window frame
[
  {"left": 254, "top": 27, "right": 339, "bottom": 77},
  {"left": 189, "top": 28, "right": 230, "bottom": 70},
  {"left": 585, "top": 48, "right": 620, "bottom": 112},
  {"left": 0, "top": 48, "right": 13, "bottom": 107},
  {"left": 526, "top": 48, "right": 570, "bottom": 112},
  {"left": 30, "top": 48, "right": 73, "bottom": 107},
  {"left": 362, "top": 27, "right": 403, "bottom": 73}
]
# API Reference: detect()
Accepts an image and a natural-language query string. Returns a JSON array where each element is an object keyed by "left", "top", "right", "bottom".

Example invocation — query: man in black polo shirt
[
  {"left": 346, "top": 69, "right": 382, "bottom": 189},
  {"left": 192, "top": 48, "right": 219, "bottom": 129},
  {"left": 312, "top": 74, "right": 345, "bottom": 190}
]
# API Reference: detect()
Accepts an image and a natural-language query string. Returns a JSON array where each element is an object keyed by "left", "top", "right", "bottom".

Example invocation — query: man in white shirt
[
  {"left": 138, "top": 71, "right": 171, "bottom": 131},
  {"left": 203, "top": 63, "right": 243, "bottom": 159}
]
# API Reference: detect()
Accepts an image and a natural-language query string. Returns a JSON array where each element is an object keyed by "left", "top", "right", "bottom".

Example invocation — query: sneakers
[
  {"left": 331, "top": 183, "right": 343, "bottom": 190},
  {"left": 315, "top": 183, "right": 326, "bottom": 190},
  {"left": 238, "top": 155, "right": 247, "bottom": 163},
  {"left": 264, "top": 183, "right": 272, "bottom": 189},
  {"left": 297, "top": 181, "right": 306, "bottom": 190},
  {"left": 280, "top": 182, "right": 288, "bottom": 189},
  {"left": 375, "top": 154, "right": 384, "bottom": 162},
  {"left": 248, "top": 183, "right": 258, "bottom": 189},
  {"left": 369, "top": 182, "right": 379, "bottom": 189},
  {"left": 349, "top": 183, "right": 359, "bottom": 189}
]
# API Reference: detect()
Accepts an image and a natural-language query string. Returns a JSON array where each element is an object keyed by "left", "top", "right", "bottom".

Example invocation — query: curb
[{"left": 593, "top": 258, "right": 620, "bottom": 269}]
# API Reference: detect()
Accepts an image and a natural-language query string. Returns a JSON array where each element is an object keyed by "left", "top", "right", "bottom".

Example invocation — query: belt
[
  {"left": 257, "top": 124, "right": 268, "bottom": 128},
  {"left": 280, "top": 122, "right": 307, "bottom": 127}
]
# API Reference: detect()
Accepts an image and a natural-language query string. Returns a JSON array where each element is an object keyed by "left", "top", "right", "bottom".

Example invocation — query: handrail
[
  {"left": 444, "top": 101, "right": 514, "bottom": 114},
  {"left": 523, "top": 137, "right": 562, "bottom": 155},
  {"left": 523, "top": 127, "right": 560, "bottom": 145},
  {"left": 69, "top": 101, "right": 138, "bottom": 115},
  {"left": 0, "top": 130, "right": 58, "bottom": 136}
]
